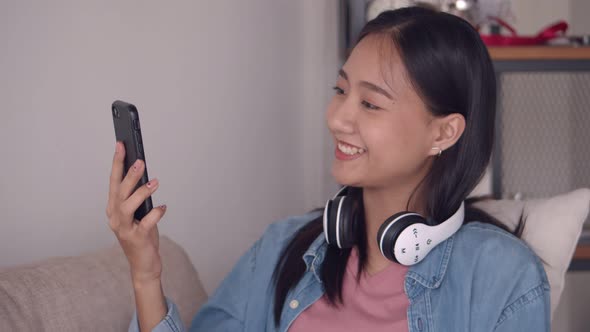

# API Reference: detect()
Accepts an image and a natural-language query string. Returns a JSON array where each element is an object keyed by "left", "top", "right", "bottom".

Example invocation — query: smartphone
[{"left": 111, "top": 100, "right": 153, "bottom": 221}]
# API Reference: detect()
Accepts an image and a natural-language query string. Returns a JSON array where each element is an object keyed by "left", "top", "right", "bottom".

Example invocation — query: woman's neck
[{"left": 361, "top": 185, "right": 428, "bottom": 275}]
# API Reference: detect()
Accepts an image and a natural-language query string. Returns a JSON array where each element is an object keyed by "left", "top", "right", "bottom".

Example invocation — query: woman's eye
[
  {"left": 332, "top": 86, "right": 345, "bottom": 95},
  {"left": 361, "top": 100, "right": 380, "bottom": 111}
]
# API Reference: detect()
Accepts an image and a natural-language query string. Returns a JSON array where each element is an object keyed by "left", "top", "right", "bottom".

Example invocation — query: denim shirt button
[
  {"left": 289, "top": 300, "right": 299, "bottom": 309},
  {"left": 416, "top": 317, "right": 424, "bottom": 330}
]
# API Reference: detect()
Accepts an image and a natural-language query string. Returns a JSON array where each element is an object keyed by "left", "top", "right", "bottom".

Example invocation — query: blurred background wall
[{"left": 0, "top": 0, "right": 340, "bottom": 294}]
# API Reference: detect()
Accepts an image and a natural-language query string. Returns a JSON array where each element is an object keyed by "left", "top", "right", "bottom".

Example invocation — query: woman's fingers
[
  {"left": 121, "top": 178, "right": 159, "bottom": 216},
  {"left": 137, "top": 205, "right": 167, "bottom": 234},
  {"left": 119, "top": 158, "right": 146, "bottom": 199},
  {"left": 109, "top": 142, "right": 125, "bottom": 195},
  {"left": 107, "top": 141, "right": 162, "bottom": 236},
  {"left": 107, "top": 142, "right": 126, "bottom": 217}
]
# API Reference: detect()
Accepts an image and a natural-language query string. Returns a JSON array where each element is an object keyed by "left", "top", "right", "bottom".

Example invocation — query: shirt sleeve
[
  {"left": 187, "top": 238, "right": 262, "bottom": 331},
  {"left": 128, "top": 297, "right": 186, "bottom": 332},
  {"left": 493, "top": 283, "right": 551, "bottom": 332}
]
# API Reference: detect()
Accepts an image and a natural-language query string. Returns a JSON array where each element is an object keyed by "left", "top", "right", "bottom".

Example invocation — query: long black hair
[{"left": 272, "top": 7, "right": 526, "bottom": 326}]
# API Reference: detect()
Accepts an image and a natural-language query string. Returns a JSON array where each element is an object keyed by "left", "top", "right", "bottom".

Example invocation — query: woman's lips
[{"left": 335, "top": 140, "right": 366, "bottom": 161}]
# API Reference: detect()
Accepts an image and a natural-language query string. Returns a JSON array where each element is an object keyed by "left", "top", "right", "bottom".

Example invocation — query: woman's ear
[{"left": 429, "top": 113, "right": 466, "bottom": 156}]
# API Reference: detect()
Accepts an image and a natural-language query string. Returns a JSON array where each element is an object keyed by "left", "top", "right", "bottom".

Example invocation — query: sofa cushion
[
  {"left": 0, "top": 235, "right": 207, "bottom": 331},
  {"left": 472, "top": 188, "right": 590, "bottom": 318}
]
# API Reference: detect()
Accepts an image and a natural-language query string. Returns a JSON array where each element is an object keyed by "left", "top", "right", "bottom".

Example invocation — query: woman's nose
[{"left": 327, "top": 97, "right": 356, "bottom": 134}]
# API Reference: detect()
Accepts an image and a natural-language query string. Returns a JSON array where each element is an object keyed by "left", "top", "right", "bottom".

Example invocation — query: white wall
[
  {"left": 300, "top": 1, "right": 343, "bottom": 209},
  {"left": 0, "top": 0, "right": 341, "bottom": 294}
]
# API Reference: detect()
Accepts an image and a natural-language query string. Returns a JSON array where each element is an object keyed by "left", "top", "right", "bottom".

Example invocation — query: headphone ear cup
[
  {"left": 337, "top": 195, "right": 360, "bottom": 248},
  {"left": 325, "top": 198, "right": 338, "bottom": 245},
  {"left": 377, "top": 212, "right": 427, "bottom": 263},
  {"left": 325, "top": 194, "right": 360, "bottom": 249}
]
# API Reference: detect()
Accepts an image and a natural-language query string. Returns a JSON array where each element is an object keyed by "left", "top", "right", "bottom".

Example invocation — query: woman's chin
[{"left": 331, "top": 165, "right": 362, "bottom": 187}]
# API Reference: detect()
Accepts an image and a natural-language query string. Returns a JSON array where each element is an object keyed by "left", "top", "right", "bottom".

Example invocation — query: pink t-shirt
[{"left": 288, "top": 247, "right": 410, "bottom": 332}]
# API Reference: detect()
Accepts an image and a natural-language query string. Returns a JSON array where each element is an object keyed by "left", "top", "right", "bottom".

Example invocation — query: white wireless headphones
[{"left": 323, "top": 186, "right": 465, "bottom": 266}]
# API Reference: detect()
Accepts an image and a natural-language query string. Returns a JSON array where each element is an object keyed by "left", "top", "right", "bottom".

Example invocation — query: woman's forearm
[{"left": 133, "top": 278, "right": 167, "bottom": 332}]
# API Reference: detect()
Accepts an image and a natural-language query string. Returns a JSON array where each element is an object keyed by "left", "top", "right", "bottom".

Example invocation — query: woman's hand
[{"left": 106, "top": 142, "right": 167, "bottom": 286}]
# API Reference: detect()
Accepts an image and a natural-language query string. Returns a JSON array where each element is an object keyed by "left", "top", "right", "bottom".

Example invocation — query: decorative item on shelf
[
  {"left": 567, "top": 35, "right": 590, "bottom": 46},
  {"left": 395, "top": 0, "right": 569, "bottom": 47},
  {"left": 365, "top": 0, "right": 514, "bottom": 27},
  {"left": 359, "top": 1, "right": 573, "bottom": 48},
  {"left": 366, "top": 0, "right": 443, "bottom": 21},
  {"left": 366, "top": 0, "right": 410, "bottom": 21},
  {"left": 466, "top": 0, "right": 514, "bottom": 27},
  {"left": 442, "top": 0, "right": 478, "bottom": 24},
  {"left": 479, "top": 16, "right": 568, "bottom": 46}
]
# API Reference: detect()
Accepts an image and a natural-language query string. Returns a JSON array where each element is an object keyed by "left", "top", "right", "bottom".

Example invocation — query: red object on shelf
[{"left": 479, "top": 16, "right": 568, "bottom": 46}]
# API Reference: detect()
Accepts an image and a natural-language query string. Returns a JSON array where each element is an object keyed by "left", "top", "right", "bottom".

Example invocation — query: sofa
[
  {"left": 0, "top": 236, "right": 207, "bottom": 331},
  {"left": 0, "top": 188, "right": 589, "bottom": 331}
]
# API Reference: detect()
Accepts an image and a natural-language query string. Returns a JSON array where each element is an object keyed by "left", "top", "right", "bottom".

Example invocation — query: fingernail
[
  {"left": 161, "top": 204, "right": 167, "bottom": 210},
  {"left": 147, "top": 178, "right": 158, "bottom": 188},
  {"left": 115, "top": 142, "right": 121, "bottom": 153},
  {"left": 132, "top": 159, "right": 142, "bottom": 171}
]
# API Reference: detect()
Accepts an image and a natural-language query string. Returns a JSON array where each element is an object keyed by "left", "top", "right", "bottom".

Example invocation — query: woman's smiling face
[{"left": 327, "top": 34, "right": 437, "bottom": 190}]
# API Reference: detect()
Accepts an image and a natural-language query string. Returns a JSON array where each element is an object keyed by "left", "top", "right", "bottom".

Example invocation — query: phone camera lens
[{"left": 112, "top": 108, "right": 120, "bottom": 118}]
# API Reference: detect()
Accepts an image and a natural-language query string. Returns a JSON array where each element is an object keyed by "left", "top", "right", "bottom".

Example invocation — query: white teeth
[{"left": 338, "top": 142, "right": 365, "bottom": 156}]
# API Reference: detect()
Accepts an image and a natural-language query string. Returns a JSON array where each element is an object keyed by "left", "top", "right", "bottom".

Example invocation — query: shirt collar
[
  {"left": 406, "top": 234, "right": 455, "bottom": 289},
  {"left": 301, "top": 230, "right": 456, "bottom": 288},
  {"left": 302, "top": 232, "right": 328, "bottom": 282}
]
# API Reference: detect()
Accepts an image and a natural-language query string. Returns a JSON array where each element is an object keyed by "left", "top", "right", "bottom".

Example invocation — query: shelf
[{"left": 488, "top": 46, "right": 590, "bottom": 61}]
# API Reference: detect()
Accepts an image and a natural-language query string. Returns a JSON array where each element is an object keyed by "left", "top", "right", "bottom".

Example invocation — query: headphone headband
[
  {"left": 323, "top": 186, "right": 465, "bottom": 265},
  {"left": 388, "top": 201, "right": 464, "bottom": 265}
]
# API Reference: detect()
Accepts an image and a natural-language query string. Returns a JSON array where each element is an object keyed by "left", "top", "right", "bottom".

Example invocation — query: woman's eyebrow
[
  {"left": 338, "top": 69, "right": 349, "bottom": 80},
  {"left": 338, "top": 68, "right": 393, "bottom": 100},
  {"left": 359, "top": 81, "right": 393, "bottom": 100}
]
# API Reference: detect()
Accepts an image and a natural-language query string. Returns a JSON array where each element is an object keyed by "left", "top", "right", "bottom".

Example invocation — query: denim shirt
[{"left": 129, "top": 211, "right": 550, "bottom": 332}]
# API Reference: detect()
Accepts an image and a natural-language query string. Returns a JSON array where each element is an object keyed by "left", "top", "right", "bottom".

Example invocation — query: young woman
[{"left": 107, "top": 6, "right": 550, "bottom": 332}]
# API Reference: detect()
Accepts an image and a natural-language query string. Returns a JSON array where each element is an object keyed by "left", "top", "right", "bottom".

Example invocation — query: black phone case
[{"left": 112, "top": 100, "right": 153, "bottom": 221}]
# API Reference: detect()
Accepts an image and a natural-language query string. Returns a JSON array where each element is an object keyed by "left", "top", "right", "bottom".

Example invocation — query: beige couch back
[{"left": 0, "top": 236, "right": 207, "bottom": 331}]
